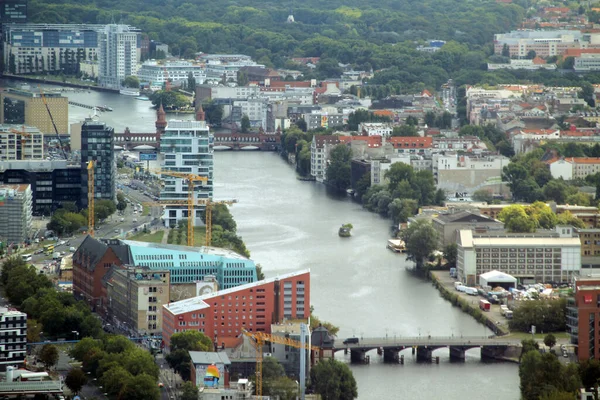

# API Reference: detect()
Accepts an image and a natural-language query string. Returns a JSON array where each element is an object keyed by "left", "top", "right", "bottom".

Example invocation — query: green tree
[
  {"left": 122, "top": 75, "right": 140, "bottom": 88},
  {"left": 391, "top": 125, "right": 418, "bottom": 137},
  {"left": 310, "top": 358, "right": 357, "bottom": 400},
  {"left": 101, "top": 366, "right": 133, "bottom": 397},
  {"left": 170, "top": 330, "right": 212, "bottom": 352},
  {"left": 498, "top": 205, "right": 536, "bottom": 233},
  {"left": 241, "top": 114, "right": 251, "bottom": 133},
  {"left": 326, "top": 144, "right": 352, "bottom": 192},
  {"left": 354, "top": 172, "right": 371, "bottom": 200},
  {"left": 65, "top": 368, "right": 87, "bottom": 394},
  {"left": 384, "top": 163, "right": 414, "bottom": 194},
  {"left": 388, "top": 198, "right": 417, "bottom": 225},
  {"left": 71, "top": 337, "right": 102, "bottom": 361},
  {"left": 543, "top": 333, "right": 556, "bottom": 350},
  {"left": 405, "top": 115, "right": 419, "bottom": 126},
  {"left": 443, "top": 243, "right": 457, "bottom": 267},
  {"left": 510, "top": 298, "right": 567, "bottom": 333},
  {"left": 543, "top": 180, "right": 572, "bottom": 204},
  {"left": 501, "top": 43, "right": 510, "bottom": 57},
  {"left": 150, "top": 90, "right": 189, "bottom": 110},
  {"left": 180, "top": 381, "right": 199, "bottom": 400},
  {"left": 118, "top": 373, "right": 160, "bottom": 400},
  {"left": 424, "top": 111, "right": 436, "bottom": 127},
  {"left": 472, "top": 189, "right": 493, "bottom": 203},
  {"left": 526, "top": 201, "right": 558, "bottom": 229},
  {"left": 40, "top": 344, "right": 59, "bottom": 369},
  {"left": 526, "top": 50, "right": 536, "bottom": 60},
  {"left": 400, "top": 219, "right": 439, "bottom": 269},
  {"left": 202, "top": 100, "right": 224, "bottom": 126},
  {"left": 186, "top": 72, "right": 196, "bottom": 91}
]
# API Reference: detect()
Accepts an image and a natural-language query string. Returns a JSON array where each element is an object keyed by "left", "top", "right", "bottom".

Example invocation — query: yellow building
[{"left": 0, "top": 88, "right": 68, "bottom": 134}]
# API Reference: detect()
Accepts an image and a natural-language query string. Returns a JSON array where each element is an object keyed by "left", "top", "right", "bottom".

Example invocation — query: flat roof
[
  {"left": 471, "top": 237, "right": 581, "bottom": 246},
  {"left": 164, "top": 269, "right": 310, "bottom": 315},
  {"left": 121, "top": 240, "right": 251, "bottom": 262}
]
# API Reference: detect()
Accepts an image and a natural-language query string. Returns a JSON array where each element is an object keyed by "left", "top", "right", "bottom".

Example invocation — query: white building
[
  {"left": 358, "top": 122, "right": 393, "bottom": 137},
  {"left": 512, "top": 129, "right": 561, "bottom": 154},
  {"left": 310, "top": 135, "right": 341, "bottom": 182},
  {"left": 137, "top": 60, "right": 206, "bottom": 87},
  {"left": 79, "top": 60, "right": 98, "bottom": 78},
  {"left": 434, "top": 154, "right": 510, "bottom": 193},
  {"left": 159, "top": 120, "right": 213, "bottom": 228},
  {"left": 548, "top": 157, "right": 600, "bottom": 180},
  {"left": 493, "top": 30, "right": 586, "bottom": 58},
  {"left": 233, "top": 98, "right": 268, "bottom": 129},
  {"left": 0, "top": 125, "right": 44, "bottom": 161},
  {"left": 98, "top": 24, "right": 141, "bottom": 89},
  {"left": 199, "top": 85, "right": 260, "bottom": 100},
  {"left": 575, "top": 54, "right": 600, "bottom": 72},
  {"left": 457, "top": 226, "right": 581, "bottom": 285},
  {"left": 260, "top": 87, "right": 314, "bottom": 105},
  {"left": 487, "top": 59, "right": 557, "bottom": 70}
]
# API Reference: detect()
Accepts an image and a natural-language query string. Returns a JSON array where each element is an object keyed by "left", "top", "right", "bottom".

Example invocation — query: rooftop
[
  {"left": 189, "top": 351, "right": 231, "bottom": 365},
  {"left": 164, "top": 269, "right": 310, "bottom": 315},
  {"left": 121, "top": 240, "right": 250, "bottom": 261}
]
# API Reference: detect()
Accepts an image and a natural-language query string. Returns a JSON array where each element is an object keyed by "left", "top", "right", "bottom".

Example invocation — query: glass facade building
[{"left": 81, "top": 120, "right": 115, "bottom": 206}]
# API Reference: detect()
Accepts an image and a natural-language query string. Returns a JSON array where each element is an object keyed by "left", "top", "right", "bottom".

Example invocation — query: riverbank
[
  {"left": 1, "top": 73, "right": 119, "bottom": 93},
  {"left": 430, "top": 270, "right": 510, "bottom": 336}
]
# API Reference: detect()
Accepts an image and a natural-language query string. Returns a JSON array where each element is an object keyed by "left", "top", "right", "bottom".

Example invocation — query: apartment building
[
  {"left": 138, "top": 60, "right": 206, "bottom": 87},
  {"left": 0, "top": 125, "right": 43, "bottom": 161},
  {"left": 548, "top": 157, "right": 600, "bottom": 180},
  {"left": 310, "top": 135, "right": 341, "bottom": 182},
  {"left": 0, "top": 184, "right": 31, "bottom": 244},
  {"left": 434, "top": 154, "right": 510, "bottom": 193},
  {"left": 233, "top": 97, "right": 268, "bottom": 129},
  {"left": 80, "top": 120, "right": 115, "bottom": 206},
  {"left": 98, "top": 24, "right": 140, "bottom": 89},
  {"left": 159, "top": 120, "right": 213, "bottom": 228},
  {"left": 162, "top": 269, "right": 310, "bottom": 349},
  {"left": 0, "top": 88, "right": 68, "bottom": 134},
  {"left": 457, "top": 226, "right": 581, "bottom": 286},
  {"left": 0, "top": 308, "right": 27, "bottom": 371},
  {"left": 358, "top": 122, "right": 393, "bottom": 137},
  {"left": 304, "top": 112, "right": 345, "bottom": 131}
]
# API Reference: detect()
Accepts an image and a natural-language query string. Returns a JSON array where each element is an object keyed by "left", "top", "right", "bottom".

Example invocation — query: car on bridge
[{"left": 343, "top": 337, "right": 359, "bottom": 345}]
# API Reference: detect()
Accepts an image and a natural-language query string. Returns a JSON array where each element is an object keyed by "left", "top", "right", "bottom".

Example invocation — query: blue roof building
[{"left": 120, "top": 240, "right": 257, "bottom": 289}]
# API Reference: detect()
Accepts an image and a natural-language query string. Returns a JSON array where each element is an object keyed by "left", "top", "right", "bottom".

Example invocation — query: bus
[
  {"left": 21, "top": 254, "right": 32, "bottom": 262},
  {"left": 43, "top": 244, "right": 54, "bottom": 254}
]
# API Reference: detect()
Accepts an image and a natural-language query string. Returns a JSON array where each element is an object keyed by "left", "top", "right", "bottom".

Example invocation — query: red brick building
[
  {"left": 72, "top": 236, "right": 129, "bottom": 313},
  {"left": 162, "top": 270, "right": 310, "bottom": 349},
  {"left": 568, "top": 278, "right": 600, "bottom": 361}
]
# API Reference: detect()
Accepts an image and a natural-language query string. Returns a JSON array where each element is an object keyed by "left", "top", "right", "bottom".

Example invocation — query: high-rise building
[
  {"left": 0, "top": 88, "right": 68, "bottom": 134},
  {"left": 159, "top": 120, "right": 213, "bottom": 228},
  {"left": 0, "top": 125, "right": 43, "bottom": 161},
  {"left": 567, "top": 277, "right": 600, "bottom": 361},
  {"left": 0, "top": 307, "right": 27, "bottom": 371},
  {"left": 0, "top": 160, "right": 81, "bottom": 215},
  {"left": 98, "top": 24, "right": 140, "bottom": 89},
  {"left": 80, "top": 120, "right": 115, "bottom": 207},
  {"left": 0, "top": 184, "right": 31, "bottom": 244}
]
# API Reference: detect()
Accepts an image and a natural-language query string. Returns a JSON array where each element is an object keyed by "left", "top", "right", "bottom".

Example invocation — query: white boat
[
  {"left": 135, "top": 96, "right": 150, "bottom": 101},
  {"left": 120, "top": 88, "right": 140, "bottom": 96},
  {"left": 387, "top": 239, "right": 406, "bottom": 253}
]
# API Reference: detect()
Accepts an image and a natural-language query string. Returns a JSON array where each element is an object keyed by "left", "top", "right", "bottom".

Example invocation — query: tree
[
  {"left": 121, "top": 75, "right": 140, "bottom": 88},
  {"left": 384, "top": 163, "right": 414, "bottom": 194},
  {"left": 510, "top": 298, "right": 567, "bottom": 333},
  {"left": 443, "top": 243, "right": 457, "bottom": 267},
  {"left": 150, "top": 90, "right": 189, "bottom": 110},
  {"left": 391, "top": 125, "right": 418, "bottom": 137},
  {"left": 580, "top": 82, "right": 596, "bottom": 107},
  {"left": 71, "top": 337, "right": 102, "bottom": 361},
  {"left": 526, "top": 50, "right": 536, "bottom": 60},
  {"left": 543, "top": 333, "right": 556, "bottom": 350},
  {"left": 170, "top": 330, "right": 212, "bottom": 352},
  {"left": 472, "top": 189, "right": 493, "bottom": 203},
  {"left": 424, "top": 111, "right": 436, "bottom": 127},
  {"left": 241, "top": 114, "right": 251, "bottom": 133},
  {"left": 27, "top": 319, "right": 43, "bottom": 342},
  {"left": 310, "top": 358, "right": 357, "bottom": 400},
  {"left": 180, "top": 381, "right": 199, "bottom": 400},
  {"left": 501, "top": 43, "right": 510, "bottom": 57},
  {"left": 400, "top": 219, "right": 439, "bottom": 269},
  {"left": 39, "top": 344, "right": 59, "bottom": 369},
  {"left": 498, "top": 205, "right": 536, "bottom": 233},
  {"left": 65, "top": 368, "right": 87, "bottom": 394},
  {"left": 118, "top": 373, "right": 160, "bottom": 400},
  {"left": 388, "top": 198, "right": 417, "bottom": 225},
  {"left": 326, "top": 144, "right": 353, "bottom": 192},
  {"left": 186, "top": 72, "right": 196, "bottom": 91},
  {"left": 405, "top": 115, "right": 419, "bottom": 126},
  {"left": 102, "top": 366, "right": 133, "bottom": 397}
]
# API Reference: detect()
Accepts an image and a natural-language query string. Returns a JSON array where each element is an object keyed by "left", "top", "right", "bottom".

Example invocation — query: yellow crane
[
  {"left": 142, "top": 198, "right": 237, "bottom": 247},
  {"left": 242, "top": 329, "right": 319, "bottom": 398},
  {"left": 87, "top": 161, "right": 95, "bottom": 237},
  {"left": 145, "top": 169, "right": 208, "bottom": 246}
]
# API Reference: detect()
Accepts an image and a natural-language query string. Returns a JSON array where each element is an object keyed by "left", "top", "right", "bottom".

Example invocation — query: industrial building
[
  {"left": 80, "top": 119, "right": 115, "bottom": 207},
  {"left": 0, "top": 307, "right": 27, "bottom": 371},
  {"left": 162, "top": 269, "right": 310, "bottom": 349},
  {"left": 0, "top": 160, "right": 81, "bottom": 215},
  {"left": 105, "top": 266, "right": 170, "bottom": 336},
  {"left": 0, "top": 88, "right": 68, "bottom": 134},
  {"left": 0, "top": 184, "right": 31, "bottom": 244},
  {"left": 0, "top": 125, "right": 43, "bottom": 161},
  {"left": 159, "top": 119, "right": 213, "bottom": 228},
  {"left": 457, "top": 226, "right": 581, "bottom": 285}
]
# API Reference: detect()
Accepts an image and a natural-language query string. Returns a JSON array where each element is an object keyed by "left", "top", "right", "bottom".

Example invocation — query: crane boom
[
  {"left": 38, "top": 86, "right": 68, "bottom": 160},
  {"left": 87, "top": 161, "right": 95, "bottom": 237},
  {"left": 242, "top": 329, "right": 318, "bottom": 398}
]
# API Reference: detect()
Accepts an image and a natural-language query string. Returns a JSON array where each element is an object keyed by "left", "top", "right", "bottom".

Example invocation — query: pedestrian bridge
[{"left": 335, "top": 336, "right": 522, "bottom": 363}]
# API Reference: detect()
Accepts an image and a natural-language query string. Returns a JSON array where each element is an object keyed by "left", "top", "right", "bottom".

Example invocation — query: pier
[{"left": 68, "top": 101, "right": 113, "bottom": 112}]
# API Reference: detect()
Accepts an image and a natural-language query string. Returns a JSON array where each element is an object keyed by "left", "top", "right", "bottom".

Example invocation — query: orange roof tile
[{"left": 373, "top": 110, "right": 395, "bottom": 117}]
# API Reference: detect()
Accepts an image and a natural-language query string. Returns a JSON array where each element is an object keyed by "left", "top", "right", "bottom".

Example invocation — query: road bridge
[{"left": 335, "top": 336, "right": 522, "bottom": 363}]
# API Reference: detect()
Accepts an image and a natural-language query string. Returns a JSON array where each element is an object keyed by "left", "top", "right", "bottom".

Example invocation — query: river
[{"left": 1, "top": 79, "right": 520, "bottom": 399}]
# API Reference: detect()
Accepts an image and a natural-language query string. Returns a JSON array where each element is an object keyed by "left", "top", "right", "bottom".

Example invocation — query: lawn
[
  {"left": 142, "top": 204, "right": 151, "bottom": 216},
  {"left": 504, "top": 331, "right": 570, "bottom": 340},
  {"left": 166, "top": 226, "right": 206, "bottom": 247},
  {"left": 128, "top": 230, "right": 165, "bottom": 244}
]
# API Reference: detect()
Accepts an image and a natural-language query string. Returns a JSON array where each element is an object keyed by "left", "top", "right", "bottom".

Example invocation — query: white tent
[{"left": 479, "top": 270, "right": 517, "bottom": 288}]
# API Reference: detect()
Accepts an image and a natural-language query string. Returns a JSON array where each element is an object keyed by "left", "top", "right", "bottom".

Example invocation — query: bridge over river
[{"left": 335, "top": 336, "right": 523, "bottom": 364}]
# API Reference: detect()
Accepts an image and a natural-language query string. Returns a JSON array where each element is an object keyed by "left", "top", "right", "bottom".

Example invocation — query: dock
[{"left": 69, "top": 101, "right": 113, "bottom": 112}]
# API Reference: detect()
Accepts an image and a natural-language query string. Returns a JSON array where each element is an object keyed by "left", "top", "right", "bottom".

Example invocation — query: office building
[
  {"left": 80, "top": 120, "right": 115, "bottom": 207},
  {"left": 0, "top": 307, "right": 27, "bottom": 371},
  {"left": 493, "top": 30, "right": 587, "bottom": 58},
  {"left": 162, "top": 269, "right": 310, "bottom": 349},
  {"left": 0, "top": 88, "right": 68, "bottom": 134},
  {"left": 98, "top": 24, "right": 141, "bottom": 89},
  {"left": 137, "top": 60, "right": 205, "bottom": 87},
  {"left": 0, "top": 125, "right": 43, "bottom": 161},
  {"left": 0, "top": 1, "right": 26, "bottom": 25},
  {"left": 457, "top": 226, "right": 581, "bottom": 286},
  {"left": 105, "top": 266, "right": 170, "bottom": 336},
  {"left": 0, "top": 160, "right": 81, "bottom": 215},
  {"left": 159, "top": 120, "right": 213, "bottom": 228},
  {"left": 567, "top": 277, "right": 600, "bottom": 361},
  {"left": 120, "top": 240, "right": 257, "bottom": 289},
  {"left": 0, "top": 184, "right": 31, "bottom": 244}
]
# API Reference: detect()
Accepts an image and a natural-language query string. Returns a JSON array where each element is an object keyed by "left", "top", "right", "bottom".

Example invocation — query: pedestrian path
[{"left": 161, "top": 229, "right": 169, "bottom": 244}]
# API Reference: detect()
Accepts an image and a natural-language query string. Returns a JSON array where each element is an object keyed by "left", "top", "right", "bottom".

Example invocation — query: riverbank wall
[
  {"left": 1, "top": 73, "right": 119, "bottom": 93},
  {"left": 429, "top": 270, "right": 510, "bottom": 337}
]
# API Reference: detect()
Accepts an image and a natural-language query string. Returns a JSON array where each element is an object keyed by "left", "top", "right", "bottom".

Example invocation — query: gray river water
[{"left": 1, "top": 79, "right": 520, "bottom": 399}]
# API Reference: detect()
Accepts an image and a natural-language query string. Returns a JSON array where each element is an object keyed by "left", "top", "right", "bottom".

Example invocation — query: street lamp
[{"left": 72, "top": 331, "right": 79, "bottom": 340}]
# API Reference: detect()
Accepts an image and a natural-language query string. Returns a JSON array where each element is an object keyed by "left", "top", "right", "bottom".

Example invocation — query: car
[
  {"left": 114, "top": 229, "right": 119, "bottom": 233},
  {"left": 343, "top": 337, "right": 359, "bottom": 345},
  {"left": 133, "top": 218, "right": 138, "bottom": 222},
  {"left": 69, "top": 247, "right": 76, "bottom": 252},
  {"left": 120, "top": 218, "right": 125, "bottom": 222},
  {"left": 563, "top": 351, "right": 569, "bottom": 358}
]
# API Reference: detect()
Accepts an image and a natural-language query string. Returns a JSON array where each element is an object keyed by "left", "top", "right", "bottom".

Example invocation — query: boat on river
[
  {"left": 387, "top": 239, "right": 406, "bottom": 253},
  {"left": 135, "top": 96, "right": 150, "bottom": 101},
  {"left": 120, "top": 88, "right": 140, "bottom": 96}
]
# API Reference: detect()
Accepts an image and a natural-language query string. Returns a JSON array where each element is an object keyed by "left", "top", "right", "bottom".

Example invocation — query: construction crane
[
  {"left": 7, "top": 126, "right": 31, "bottom": 160},
  {"left": 242, "top": 327, "right": 318, "bottom": 399},
  {"left": 38, "top": 85, "right": 68, "bottom": 160},
  {"left": 87, "top": 161, "right": 95, "bottom": 237},
  {"left": 145, "top": 169, "right": 208, "bottom": 246},
  {"left": 142, "top": 198, "right": 237, "bottom": 247}
]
